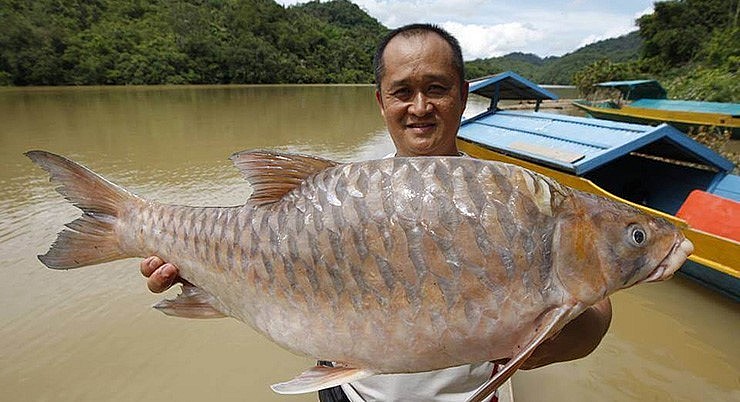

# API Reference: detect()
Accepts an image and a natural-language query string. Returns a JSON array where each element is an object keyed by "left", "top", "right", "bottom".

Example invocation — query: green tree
[
  {"left": 637, "top": 0, "right": 738, "bottom": 66},
  {"left": 0, "top": 0, "right": 387, "bottom": 85}
]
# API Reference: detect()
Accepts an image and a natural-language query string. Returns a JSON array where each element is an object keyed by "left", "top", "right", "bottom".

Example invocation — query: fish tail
[{"left": 25, "top": 150, "right": 137, "bottom": 269}]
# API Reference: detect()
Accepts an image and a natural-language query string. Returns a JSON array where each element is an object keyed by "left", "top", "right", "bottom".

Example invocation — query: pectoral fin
[
  {"left": 466, "top": 305, "right": 573, "bottom": 402},
  {"left": 153, "top": 283, "right": 227, "bottom": 319},
  {"left": 271, "top": 365, "right": 375, "bottom": 394}
]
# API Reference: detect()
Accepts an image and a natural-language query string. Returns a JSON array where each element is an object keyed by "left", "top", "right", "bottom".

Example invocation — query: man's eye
[
  {"left": 392, "top": 89, "right": 412, "bottom": 99},
  {"left": 428, "top": 85, "right": 448, "bottom": 96}
]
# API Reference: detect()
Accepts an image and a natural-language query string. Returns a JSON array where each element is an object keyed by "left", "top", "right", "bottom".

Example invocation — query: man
[{"left": 141, "top": 23, "right": 612, "bottom": 402}]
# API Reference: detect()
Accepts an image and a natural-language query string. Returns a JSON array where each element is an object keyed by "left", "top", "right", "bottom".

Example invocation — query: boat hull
[{"left": 572, "top": 101, "right": 740, "bottom": 138}]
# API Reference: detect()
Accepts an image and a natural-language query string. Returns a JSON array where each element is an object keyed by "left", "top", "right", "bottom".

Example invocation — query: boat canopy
[
  {"left": 595, "top": 79, "right": 667, "bottom": 100},
  {"left": 458, "top": 110, "right": 735, "bottom": 176},
  {"left": 468, "top": 71, "right": 558, "bottom": 111}
]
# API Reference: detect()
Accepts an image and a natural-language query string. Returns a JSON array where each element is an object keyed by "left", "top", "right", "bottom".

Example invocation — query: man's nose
[{"left": 408, "top": 92, "right": 432, "bottom": 116}]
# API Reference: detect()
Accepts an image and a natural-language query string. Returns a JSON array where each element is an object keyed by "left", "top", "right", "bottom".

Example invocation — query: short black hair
[{"left": 373, "top": 23, "right": 465, "bottom": 91}]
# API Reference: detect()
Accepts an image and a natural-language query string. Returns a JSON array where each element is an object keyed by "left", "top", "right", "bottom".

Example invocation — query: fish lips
[{"left": 636, "top": 236, "right": 694, "bottom": 285}]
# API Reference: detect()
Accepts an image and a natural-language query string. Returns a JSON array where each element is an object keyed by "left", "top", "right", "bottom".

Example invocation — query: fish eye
[{"left": 628, "top": 225, "right": 647, "bottom": 246}]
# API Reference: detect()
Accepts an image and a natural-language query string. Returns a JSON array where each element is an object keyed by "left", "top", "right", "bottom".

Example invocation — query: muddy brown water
[{"left": 1, "top": 85, "right": 737, "bottom": 401}]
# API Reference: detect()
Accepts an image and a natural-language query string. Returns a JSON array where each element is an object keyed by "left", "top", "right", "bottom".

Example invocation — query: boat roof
[
  {"left": 712, "top": 174, "right": 740, "bottom": 201},
  {"left": 631, "top": 99, "right": 740, "bottom": 116},
  {"left": 596, "top": 79, "right": 667, "bottom": 100},
  {"left": 469, "top": 71, "right": 558, "bottom": 103},
  {"left": 458, "top": 110, "right": 735, "bottom": 176}
]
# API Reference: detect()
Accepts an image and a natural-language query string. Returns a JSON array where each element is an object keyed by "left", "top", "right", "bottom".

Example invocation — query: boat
[
  {"left": 458, "top": 72, "right": 740, "bottom": 300},
  {"left": 571, "top": 79, "right": 740, "bottom": 138}
]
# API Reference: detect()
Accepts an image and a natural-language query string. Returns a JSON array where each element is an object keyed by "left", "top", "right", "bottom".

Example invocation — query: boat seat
[{"left": 676, "top": 190, "right": 740, "bottom": 242}]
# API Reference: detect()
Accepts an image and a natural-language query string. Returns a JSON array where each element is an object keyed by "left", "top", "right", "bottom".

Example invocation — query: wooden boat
[
  {"left": 571, "top": 80, "right": 740, "bottom": 138},
  {"left": 459, "top": 72, "right": 740, "bottom": 300}
]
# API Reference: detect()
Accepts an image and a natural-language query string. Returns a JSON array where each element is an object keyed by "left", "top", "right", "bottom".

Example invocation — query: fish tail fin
[{"left": 25, "top": 150, "right": 137, "bottom": 269}]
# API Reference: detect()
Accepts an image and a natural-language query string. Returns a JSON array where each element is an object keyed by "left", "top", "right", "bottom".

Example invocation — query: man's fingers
[
  {"left": 140, "top": 256, "right": 165, "bottom": 277},
  {"left": 147, "top": 263, "right": 178, "bottom": 293},
  {"left": 141, "top": 257, "right": 180, "bottom": 293}
]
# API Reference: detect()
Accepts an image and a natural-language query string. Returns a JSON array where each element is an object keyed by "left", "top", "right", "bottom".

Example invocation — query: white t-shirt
[
  {"left": 335, "top": 152, "right": 508, "bottom": 402},
  {"left": 340, "top": 363, "right": 499, "bottom": 402}
]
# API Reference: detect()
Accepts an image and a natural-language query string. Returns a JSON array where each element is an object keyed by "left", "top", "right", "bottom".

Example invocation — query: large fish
[{"left": 27, "top": 150, "right": 693, "bottom": 402}]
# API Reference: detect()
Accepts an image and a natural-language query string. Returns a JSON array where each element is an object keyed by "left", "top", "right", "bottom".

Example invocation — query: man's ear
[
  {"left": 461, "top": 81, "right": 469, "bottom": 106},
  {"left": 375, "top": 89, "right": 386, "bottom": 117}
]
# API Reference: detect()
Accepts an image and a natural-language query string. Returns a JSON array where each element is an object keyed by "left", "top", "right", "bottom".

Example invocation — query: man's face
[{"left": 375, "top": 32, "right": 469, "bottom": 157}]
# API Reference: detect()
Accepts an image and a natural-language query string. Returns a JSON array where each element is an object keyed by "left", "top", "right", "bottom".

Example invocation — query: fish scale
[{"left": 26, "top": 150, "right": 693, "bottom": 402}]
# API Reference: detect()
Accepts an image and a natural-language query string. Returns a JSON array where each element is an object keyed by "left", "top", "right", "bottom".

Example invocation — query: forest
[
  {"left": 0, "top": 0, "right": 387, "bottom": 85},
  {"left": 572, "top": 0, "right": 737, "bottom": 102},
  {"left": 1, "top": 0, "right": 737, "bottom": 103}
]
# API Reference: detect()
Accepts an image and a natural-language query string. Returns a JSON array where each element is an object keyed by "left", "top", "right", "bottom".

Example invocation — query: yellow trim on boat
[
  {"left": 574, "top": 102, "right": 740, "bottom": 130},
  {"left": 621, "top": 105, "right": 739, "bottom": 128}
]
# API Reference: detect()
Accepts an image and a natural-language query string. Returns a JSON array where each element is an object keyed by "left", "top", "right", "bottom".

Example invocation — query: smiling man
[
  {"left": 374, "top": 26, "right": 468, "bottom": 157},
  {"left": 141, "top": 23, "right": 612, "bottom": 402}
]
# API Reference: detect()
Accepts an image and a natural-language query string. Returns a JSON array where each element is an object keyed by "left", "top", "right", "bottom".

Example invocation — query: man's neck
[
  {"left": 395, "top": 151, "right": 464, "bottom": 157},
  {"left": 396, "top": 147, "right": 462, "bottom": 157}
]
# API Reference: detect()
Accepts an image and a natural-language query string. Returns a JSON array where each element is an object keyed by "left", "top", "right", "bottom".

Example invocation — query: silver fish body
[
  {"left": 132, "top": 157, "right": 564, "bottom": 370},
  {"left": 27, "top": 150, "right": 693, "bottom": 399}
]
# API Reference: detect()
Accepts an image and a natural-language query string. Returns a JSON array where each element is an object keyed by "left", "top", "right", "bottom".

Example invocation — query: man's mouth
[{"left": 406, "top": 122, "right": 436, "bottom": 131}]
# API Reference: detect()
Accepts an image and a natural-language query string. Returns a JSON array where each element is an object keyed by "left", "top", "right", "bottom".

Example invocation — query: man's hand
[
  {"left": 140, "top": 256, "right": 180, "bottom": 293},
  {"left": 519, "top": 298, "right": 613, "bottom": 369}
]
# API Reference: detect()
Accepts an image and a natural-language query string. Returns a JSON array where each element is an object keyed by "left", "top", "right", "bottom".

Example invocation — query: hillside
[
  {"left": 0, "top": 0, "right": 387, "bottom": 85},
  {"left": 570, "top": 0, "right": 737, "bottom": 103},
  {"left": 1, "top": 0, "right": 686, "bottom": 87},
  {"left": 465, "top": 31, "right": 642, "bottom": 84}
]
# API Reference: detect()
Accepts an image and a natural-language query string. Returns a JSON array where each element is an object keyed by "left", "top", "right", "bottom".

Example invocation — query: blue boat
[
  {"left": 458, "top": 72, "right": 740, "bottom": 300},
  {"left": 572, "top": 79, "right": 740, "bottom": 138}
]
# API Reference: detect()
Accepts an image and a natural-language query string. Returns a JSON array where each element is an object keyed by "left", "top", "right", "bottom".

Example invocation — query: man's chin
[{"left": 406, "top": 143, "right": 438, "bottom": 156}]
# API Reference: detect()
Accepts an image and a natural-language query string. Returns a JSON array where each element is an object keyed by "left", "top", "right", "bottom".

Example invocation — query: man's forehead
[
  {"left": 381, "top": 33, "right": 457, "bottom": 80},
  {"left": 384, "top": 72, "right": 455, "bottom": 88},
  {"left": 384, "top": 31, "right": 452, "bottom": 56}
]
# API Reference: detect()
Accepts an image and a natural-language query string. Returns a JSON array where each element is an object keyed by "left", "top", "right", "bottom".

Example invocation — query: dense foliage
[
  {"left": 0, "top": 0, "right": 387, "bottom": 85},
  {"left": 0, "top": 0, "right": 647, "bottom": 86},
  {"left": 637, "top": 0, "right": 735, "bottom": 67},
  {"left": 0, "top": 0, "right": 736, "bottom": 98},
  {"left": 573, "top": 0, "right": 738, "bottom": 102}
]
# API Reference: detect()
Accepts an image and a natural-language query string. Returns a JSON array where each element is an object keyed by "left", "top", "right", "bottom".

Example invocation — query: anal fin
[
  {"left": 271, "top": 365, "right": 375, "bottom": 394},
  {"left": 153, "top": 283, "right": 227, "bottom": 319}
]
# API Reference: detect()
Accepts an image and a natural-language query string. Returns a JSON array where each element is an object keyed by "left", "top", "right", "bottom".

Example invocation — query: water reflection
[{"left": 0, "top": 85, "right": 737, "bottom": 402}]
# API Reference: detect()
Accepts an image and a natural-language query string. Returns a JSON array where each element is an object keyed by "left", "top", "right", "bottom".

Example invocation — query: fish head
[{"left": 553, "top": 192, "right": 693, "bottom": 304}]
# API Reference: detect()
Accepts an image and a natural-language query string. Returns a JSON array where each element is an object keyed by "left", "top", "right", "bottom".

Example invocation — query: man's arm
[{"left": 518, "top": 298, "right": 612, "bottom": 369}]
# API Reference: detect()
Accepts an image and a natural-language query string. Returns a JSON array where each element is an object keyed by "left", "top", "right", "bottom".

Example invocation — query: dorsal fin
[{"left": 229, "top": 150, "right": 339, "bottom": 206}]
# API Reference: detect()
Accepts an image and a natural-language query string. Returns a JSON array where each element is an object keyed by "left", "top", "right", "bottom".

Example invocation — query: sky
[{"left": 275, "top": 0, "right": 657, "bottom": 60}]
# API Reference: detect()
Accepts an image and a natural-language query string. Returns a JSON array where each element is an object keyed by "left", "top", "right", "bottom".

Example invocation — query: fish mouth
[{"left": 637, "top": 236, "right": 694, "bottom": 284}]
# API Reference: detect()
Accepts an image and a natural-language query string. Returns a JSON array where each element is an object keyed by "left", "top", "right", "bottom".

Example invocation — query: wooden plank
[{"left": 507, "top": 141, "right": 585, "bottom": 163}]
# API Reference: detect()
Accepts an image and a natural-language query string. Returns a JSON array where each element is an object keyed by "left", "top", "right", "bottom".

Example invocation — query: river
[{"left": 0, "top": 85, "right": 737, "bottom": 401}]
